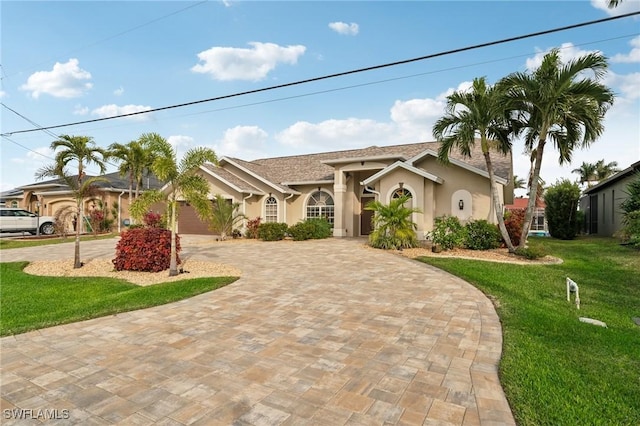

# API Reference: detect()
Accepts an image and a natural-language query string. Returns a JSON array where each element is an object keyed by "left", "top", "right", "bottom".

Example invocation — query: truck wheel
[{"left": 40, "top": 223, "right": 56, "bottom": 235}]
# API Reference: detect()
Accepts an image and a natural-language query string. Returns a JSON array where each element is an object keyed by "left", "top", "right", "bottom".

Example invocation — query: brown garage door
[{"left": 177, "top": 201, "right": 214, "bottom": 235}]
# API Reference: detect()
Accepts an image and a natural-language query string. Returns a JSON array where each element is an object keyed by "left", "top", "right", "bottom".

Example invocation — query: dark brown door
[{"left": 360, "top": 196, "right": 375, "bottom": 235}]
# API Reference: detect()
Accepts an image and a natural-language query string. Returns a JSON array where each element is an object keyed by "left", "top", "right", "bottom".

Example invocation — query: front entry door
[{"left": 360, "top": 195, "right": 375, "bottom": 235}]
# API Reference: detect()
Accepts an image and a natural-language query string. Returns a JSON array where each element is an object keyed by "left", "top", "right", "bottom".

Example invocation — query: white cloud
[
  {"left": 277, "top": 118, "right": 395, "bottom": 151},
  {"left": 167, "top": 135, "right": 193, "bottom": 150},
  {"left": 525, "top": 43, "right": 602, "bottom": 71},
  {"left": 191, "top": 42, "right": 306, "bottom": 81},
  {"left": 611, "top": 35, "right": 640, "bottom": 63},
  {"left": 0, "top": 90, "right": 6, "bottom": 99},
  {"left": 10, "top": 147, "right": 54, "bottom": 179},
  {"left": 20, "top": 58, "right": 92, "bottom": 99},
  {"left": 606, "top": 71, "right": 640, "bottom": 100},
  {"left": 213, "top": 125, "right": 269, "bottom": 159},
  {"left": 114, "top": 86, "right": 125, "bottom": 96},
  {"left": 91, "top": 104, "right": 152, "bottom": 121},
  {"left": 590, "top": 0, "right": 640, "bottom": 16},
  {"left": 328, "top": 22, "right": 359, "bottom": 35},
  {"left": 73, "top": 104, "right": 89, "bottom": 115}
]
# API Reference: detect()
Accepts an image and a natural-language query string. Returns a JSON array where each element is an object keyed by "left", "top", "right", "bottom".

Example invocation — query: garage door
[{"left": 177, "top": 201, "right": 214, "bottom": 235}]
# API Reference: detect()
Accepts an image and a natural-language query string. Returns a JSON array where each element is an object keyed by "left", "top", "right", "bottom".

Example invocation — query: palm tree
[
  {"left": 433, "top": 77, "right": 518, "bottom": 252},
  {"left": 607, "top": 0, "right": 623, "bottom": 7},
  {"left": 130, "top": 133, "right": 218, "bottom": 276},
  {"left": 513, "top": 175, "right": 526, "bottom": 190},
  {"left": 594, "top": 159, "right": 620, "bottom": 181},
  {"left": 209, "top": 194, "right": 246, "bottom": 240},
  {"left": 365, "top": 195, "right": 422, "bottom": 249},
  {"left": 133, "top": 139, "right": 156, "bottom": 199},
  {"left": 572, "top": 161, "right": 598, "bottom": 187},
  {"left": 499, "top": 49, "right": 614, "bottom": 248},
  {"left": 35, "top": 135, "right": 107, "bottom": 268},
  {"left": 108, "top": 140, "right": 145, "bottom": 223}
]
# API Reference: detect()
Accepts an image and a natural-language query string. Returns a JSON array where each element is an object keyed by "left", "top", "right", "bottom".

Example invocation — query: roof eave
[{"left": 361, "top": 161, "right": 444, "bottom": 186}]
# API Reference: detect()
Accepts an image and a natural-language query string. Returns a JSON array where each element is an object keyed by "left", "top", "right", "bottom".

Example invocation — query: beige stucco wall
[{"left": 415, "top": 157, "right": 501, "bottom": 225}]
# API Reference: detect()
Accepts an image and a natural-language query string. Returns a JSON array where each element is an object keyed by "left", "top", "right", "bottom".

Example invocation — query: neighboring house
[
  {"left": 9, "top": 172, "right": 163, "bottom": 233},
  {"left": 579, "top": 160, "right": 640, "bottom": 237},
  {"left": 0, "top": 188, "right": 24, "bottom": 208},
  {"left": 176, "top": 141, "right": 514, "bottom": 238},
  {"left": 505, "top": 197, "right": 549, "bottom": 236}
]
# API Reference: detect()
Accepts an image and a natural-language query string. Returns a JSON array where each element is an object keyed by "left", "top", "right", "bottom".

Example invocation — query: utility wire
[
  {"left": 0, "top": 1, "right": 209, "bottom": 82},
  {"left": 3, "top": 10, "right": 639, "bottom": 136}
]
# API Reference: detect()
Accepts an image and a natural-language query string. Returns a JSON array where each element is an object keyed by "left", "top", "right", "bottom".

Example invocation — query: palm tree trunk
[
  {"left": 484, "top": 151, "right": 515, "bottom": 252},
  {"left": 74, "top": 199, "right": 82, "bottom": 268},
  {"left": 169, "top": 199, "right": 178, "bottom": 276},
  {"left": 520, "top": 140, "right": 546, "bottom": 249},
  {"left": 128, "top": 171, "right": 133, "bottom": 225}
]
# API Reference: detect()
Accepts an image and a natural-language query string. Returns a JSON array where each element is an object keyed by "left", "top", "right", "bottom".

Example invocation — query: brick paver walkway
[{"left": 1, "top": 237, "right": 515, "bottom": 425}]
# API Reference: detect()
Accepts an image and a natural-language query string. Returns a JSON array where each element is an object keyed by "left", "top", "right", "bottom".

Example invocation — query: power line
[
  {"left": 1, "top": 1, "right": 209, "bottom": 82},
  {"left": 3, "top": 10, "right": 639, "bottom": 136}
]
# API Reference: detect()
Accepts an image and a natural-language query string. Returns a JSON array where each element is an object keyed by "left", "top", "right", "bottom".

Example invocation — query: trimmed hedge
[
  {"left": 288, "top": 218, "right": 332, "bottom": 241},
  {"left": 257, "top": 222, "right": 288, "bottom": 241},
  {"left": 465, "top": 219, "right": 501, "bottom": 250}
]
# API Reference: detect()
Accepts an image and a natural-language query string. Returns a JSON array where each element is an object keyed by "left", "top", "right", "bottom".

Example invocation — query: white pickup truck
[{"left": 0, "top": 208, "right": 56, "bottom": 235}]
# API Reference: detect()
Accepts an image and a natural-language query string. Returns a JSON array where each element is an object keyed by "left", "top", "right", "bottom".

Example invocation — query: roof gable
[
  {"left": 409, "top": 149, "right": 508, "bottom": 185},
  {"left": 361, "top": 161, "right": 444, "bottom": 186}
]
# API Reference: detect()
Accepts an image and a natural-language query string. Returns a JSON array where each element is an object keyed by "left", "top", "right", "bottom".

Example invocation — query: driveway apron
[{"left": 1, "top": 237, "right": 515, "bottom": 425}]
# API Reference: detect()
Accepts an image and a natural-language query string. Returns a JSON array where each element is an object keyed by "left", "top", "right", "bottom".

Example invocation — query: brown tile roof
[
  {"left": 234, "top": 141, "right": 511, "bottom": 186},
  {"left": 201, "top": 164, "right": 264, "bottom": 194}
]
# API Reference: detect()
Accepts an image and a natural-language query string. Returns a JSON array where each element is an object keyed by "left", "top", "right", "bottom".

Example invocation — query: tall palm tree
[
  {"left": 365, "top": 195, "right": 421, "bottom": 249},
  {"left": 499, "top": 49, "right": 614, "bottom": 248},
  {"left": 108, "top": 140, "right": 145, "bottom": 223},
  {"left": 35, "top": 135, "right": 107, "bottom": 268},
  {"left": 572, "top": 161, "right": 598, "bottom": 187},
  {"left": 513, "top": 175, "right": 526, "bottom": 190},
  {"left": 433, "top": 77, "right": 518, "bottom": 252},
  {"left": 131, "top": 133, "right": 218, "bottom": 276},
  {"left": 594, "top": 159, "right": 620, "bottom": 181},
  {"left": 133, "top": 138, "right": 157, "bottom": 199}
]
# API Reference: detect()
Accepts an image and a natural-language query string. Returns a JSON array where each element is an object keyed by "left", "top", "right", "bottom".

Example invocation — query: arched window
[
  {"left": 306, "top": 190, "right": 334, "bottom": 225},
  {"left": 265, "top": 196, "right": 278, "bottom": 223},
  {"left": 10, "top": 201, "right": 18, "bottom": 208},
  {"left": 391, "top": 188, "right": 412, "bottom": 200}
]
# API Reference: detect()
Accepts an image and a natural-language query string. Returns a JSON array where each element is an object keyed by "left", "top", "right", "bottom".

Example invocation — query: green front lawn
[
  {"left": 417, "top": 237, "right": 640, "bottom": 425},
  {"left": 0, "top": 233, "right": 117, "bottom": 250},
  {"left": 0, "top": 262, "right": 238, "bottom": 336}
]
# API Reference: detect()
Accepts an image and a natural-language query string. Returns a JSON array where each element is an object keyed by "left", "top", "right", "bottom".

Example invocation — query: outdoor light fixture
[
  {"left": 459, "top": 199, "right": 464, "bottom": 210},
  {"left": 399, "top": 182, "right": 404, "bottom": 189}
]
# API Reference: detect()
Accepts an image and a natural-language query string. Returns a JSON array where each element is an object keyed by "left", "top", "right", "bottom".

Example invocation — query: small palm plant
[
  {"left": 209, "top": 194, "right": 246, "bottom": 240},
  {"left": 365, "top": 195, "right": 421, "bottom": 249}
]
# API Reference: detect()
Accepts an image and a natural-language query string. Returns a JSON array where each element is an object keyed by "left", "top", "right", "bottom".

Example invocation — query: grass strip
[
  {"left": 416, "top": 237, "right": 640, "bottom": 425},
  {"left": 0, "top": 233, "right": 117, "bottom": 250},
  {"left": 0, "top": 261, "right": 238, "bottom": 336}
]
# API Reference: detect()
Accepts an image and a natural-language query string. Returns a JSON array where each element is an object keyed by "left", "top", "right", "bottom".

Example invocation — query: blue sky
[{"left": 2, "top": 0, "right": 639, "bottom": 195}]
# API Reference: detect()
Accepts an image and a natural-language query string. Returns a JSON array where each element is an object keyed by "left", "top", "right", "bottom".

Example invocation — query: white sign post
[{"left": 566, "top": 277, "right": 580, "bottom": 309}]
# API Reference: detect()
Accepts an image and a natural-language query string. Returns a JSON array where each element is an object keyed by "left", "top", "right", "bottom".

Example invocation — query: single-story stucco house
[
  {"left": 7, "top": 172, "right": 163, "bottom": 233},
  {"left": 579, "top": 160, "right": 640, "bottom": 237},
  {"left": 176, "top": 140, "right": 514, "bottom": 239}
]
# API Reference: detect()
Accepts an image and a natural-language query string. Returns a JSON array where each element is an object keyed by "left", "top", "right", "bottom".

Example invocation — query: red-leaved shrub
[
  {"left": 245, "top": 217, "right": 261, "bottom": 239},
  {"left": 143, "top": 211, "right": 163, "bottom": 228},
  {"left": 112, "top": 228, "right": 180, "bottom": 272},
  {"left": 504, "top": 208, "right": 525, "bottom": 246}
]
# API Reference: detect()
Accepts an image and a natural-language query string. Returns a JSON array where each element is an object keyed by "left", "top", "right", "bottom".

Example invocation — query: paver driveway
[{"left": 1, "top": 236, "right": 514, "bottom": 425}]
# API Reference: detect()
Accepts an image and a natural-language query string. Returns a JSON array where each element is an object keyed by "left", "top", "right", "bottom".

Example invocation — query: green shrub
[
  {"left": 545, "top": 179, "right": 581, "bottom": 240},
  {"left": 514, "top": 244, "right": 547, "bottom": 260},
  {"left": 288, "top": 218, "right": 332, "bottom": 241},
  {"left": 464, "top": 219, "right": 501, "bottom": 250},
  {"left": 616, "top": 210, "right": 640, "bottom": 249},
  {"left": 429, "top": 215, "right": 466, "bottom": 250},
  {"left": 257, "top": 222, "right": 288, "bottom": 241}
]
